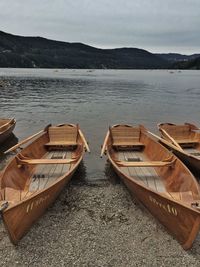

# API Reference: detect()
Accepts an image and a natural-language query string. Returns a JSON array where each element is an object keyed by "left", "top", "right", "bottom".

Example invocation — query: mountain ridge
[
  {"left": 0, "top": 30, "right": 199, "bottom": 69},
  {"left": 0, "top": 30, "right": 168, "bottom": 69}
]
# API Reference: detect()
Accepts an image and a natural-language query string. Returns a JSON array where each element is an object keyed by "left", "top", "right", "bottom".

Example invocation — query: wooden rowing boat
[
  {"left": 0, "top": 118, "right": 16, "bottom": 144},
  {"left": 158, "top": 122, "right": 200, "bottom": 174},
  {"left": 101, "top": 124, "right": 200, "bottom": 249},
  {"left": 0, "top": 123, "right": 90, "bottom": 244}
]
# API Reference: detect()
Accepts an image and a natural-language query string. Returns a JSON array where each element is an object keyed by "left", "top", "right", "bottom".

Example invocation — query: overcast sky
[{"left": 0, "top": 0, "right": 199, "bottom": 54}]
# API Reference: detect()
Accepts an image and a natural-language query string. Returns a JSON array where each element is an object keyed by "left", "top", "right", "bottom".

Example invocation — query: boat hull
[
  {"left": 2, "top": 162, "right": 80, "bottom": 244},
  {"left": 112, "top": 163, "right": 200, "bottom": 250},
  {"left": 157, "top": 122, "right": 200, "bottom": 175},
  {"left": 161, "top": 141, "right": 200, "bottom": 175}
]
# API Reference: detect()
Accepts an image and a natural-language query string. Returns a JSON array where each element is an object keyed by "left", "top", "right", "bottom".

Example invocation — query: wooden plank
[
  {"left": 135, "top": 151, "right": 166, "bottom": 192},
  {"left": 39, "top": 151, "right": 61, "bottom": 189},
  {"left": 130, "top": 151, "right": 154, "bottom": 188},
  {"left": 49, "top": 151, "right": 66, "bottom": 179},
  {"left": 110, "top": 126, "right": 141, "bottom": 146},
  {"left": 4, "top": 187, "right": 21, "bottom": 202},
  {"left": 159, "top": 128, "right": 183, "bottom": 149},
  {"left": 176, "top": 139, "right": 199, "bottom": 144},
  {"left": 48, "top": 126, "right": 77, "bottom": 144},
  {"left": 45, "top": 141, "right": 77, "bottom": 146},
  {"left": 163, "top": 191, "right": 194, "bottom": 203},
  {"left": 18, "top": 157, "right": 76, "bottom": 165},
  {"left": 113, "top": 141, "right": 144, "bottom": 146},
  {"left": 40, "top": 151, "right": 62, "bottom": 188},
  {"left": 40, "top": 151, "right": 72, "bottom": 189},
  {"left": 168, "top": 192, "right": 181, "bottom": 201},
  {"left": 117, "top": 152, "right": 130, "bottom": 176},
  {"left": 5, "top": 129, "right": 44, "bottom": 154},
  {"left": 180, "top": 191, "right": 194, "bottom": 202},
  {"left": 100, "top": 130, "right": 109, "bottom": 157},
  {"left": 146, "top": 165, "right": 166, "bottom": 192},
  {"left": 61, "top": 151, "right": 71, "bottom": 174},
  {"left": 29, "top": 151, "right": 55, "bottom": 192},
  {"left": 139, "top": 166, "right": 157, "bottom": 191},
  {"left": 120, "top": 150, "right": 165, "bottom": 192},
  {"left": 135, "top": 150, "right": 165, "bottom": 192},
  {"left": 116, "top": 160, "right": 174, "bottom": 167},
  {"left": 124, "top": 151, "right": 148, "bottom": 186},
  {"left": 78, "top": 129, "right": 90, "bottom": 152}
]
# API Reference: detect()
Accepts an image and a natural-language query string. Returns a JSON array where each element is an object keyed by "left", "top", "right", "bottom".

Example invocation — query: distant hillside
[
  {"left": 172, "top": 56, "right": 200, "bottom": 70},
  {"left": 156, "top": 53, "right": 200, "bottom": 63},
  {"left": 0, "top": 31, "right": 168, "bottom": 69}
]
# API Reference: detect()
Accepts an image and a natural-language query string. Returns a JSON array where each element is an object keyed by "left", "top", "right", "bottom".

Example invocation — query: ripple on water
[{"left": 0, "top": 69, "right": 200, "bottom": 179}]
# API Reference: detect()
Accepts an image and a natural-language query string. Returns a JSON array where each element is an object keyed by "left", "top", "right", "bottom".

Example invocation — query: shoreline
[{"left": 1, "top": 166, "right": 200, "bottom": 266}]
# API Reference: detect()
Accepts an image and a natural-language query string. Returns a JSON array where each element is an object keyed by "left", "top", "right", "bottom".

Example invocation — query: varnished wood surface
[
  {"left": 29, "top": 150, "right": 72, "bottom": 192},
  {"left": 103, "top": 124, "right": 200, "bottom": 249},
  {"left": 158, "top": 122, "right": 200, "bottom": 173},
  {"left": 117, "top": 151, "right": 165, "bottom": 192},
  {"left": 0, "top": 123, "right": 88, "bottom": 244}
]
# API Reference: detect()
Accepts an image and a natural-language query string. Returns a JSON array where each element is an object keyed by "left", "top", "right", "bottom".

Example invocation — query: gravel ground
[{"left": 0, "top": 165, "right": 200, "bottom": 267}]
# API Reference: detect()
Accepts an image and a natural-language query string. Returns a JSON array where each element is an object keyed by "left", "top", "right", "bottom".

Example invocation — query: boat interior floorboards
[
  {"left": 117, "top": 150, "right": 166, "bottom": 192},
  {"left": 29, "top": 150, "right": 71, "bottom": 192},
  {"left": 116, "top": 150, "right": 197, "bottom": 204}
]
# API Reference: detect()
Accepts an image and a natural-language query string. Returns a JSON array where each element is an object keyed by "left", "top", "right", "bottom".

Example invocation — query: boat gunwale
[
  {"left": 106, "top": 124, "right": 200, "bottom": 213},
  {"left": 108, "top": 152, "right": 200, "bottom": 213},
  {"left": 105, "top": 125, "right": 200, "bottom": 249},
  {"left": 157, "top": 122, "right": 200, "bottom": 161},
  {"left": 0, "top": 125, "right": 85, "bottom": 211},
  {"left": 3, "top": 154, "right": 83, "bottom": 211}
]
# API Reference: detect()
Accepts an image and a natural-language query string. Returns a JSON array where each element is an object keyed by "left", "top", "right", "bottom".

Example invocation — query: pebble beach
[{"left": 1, "top": 163, "right": 200, "bottom": 267}]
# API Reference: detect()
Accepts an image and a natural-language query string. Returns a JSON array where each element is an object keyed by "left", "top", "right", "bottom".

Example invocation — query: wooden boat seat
[
  {"left": 113, "top": 141, "right": 144, "bottom": 147},
  {"left": 116, "top": 158, "right": 175, "bottom": 167},
  {"left": 177, "top": 139, "right": 199, "bottom": 145},
  {"left": 160, "top": 125, "right": 199, "bottom": 144},
  {"left": 46, "top": 126, "right": 78, "bottom": 147},
  {"left": 17, "top": 157, "right": 77, "bottom": 165},
  {"left": 45, "top": 141, "right": 77, "bottom": 147},
  {"left": 110, "top": 126, "right": 144, "bottom": 148}
]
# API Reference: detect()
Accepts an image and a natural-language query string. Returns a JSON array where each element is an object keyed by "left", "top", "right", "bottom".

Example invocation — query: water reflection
[
  {"left": 70, "top": 162, "right": 87, "bottom": 186},
  {"left": 104, "top": 162, "right": 121, "bottom": 184}
]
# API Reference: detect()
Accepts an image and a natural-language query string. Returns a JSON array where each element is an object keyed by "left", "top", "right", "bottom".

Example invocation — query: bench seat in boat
[
  {"left": 45, "top": 141, "right": 77, "bottom": 147},
  {"left": 112, "top": 141, "right": 144, "bottom": 147},
  {"left": 177, "top": 139, "right": 199, "bottom": 145}
]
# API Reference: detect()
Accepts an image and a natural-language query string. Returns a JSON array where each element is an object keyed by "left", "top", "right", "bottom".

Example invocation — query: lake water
[{"left": 0, "top": 68, "right": 200, "bottom": 180}]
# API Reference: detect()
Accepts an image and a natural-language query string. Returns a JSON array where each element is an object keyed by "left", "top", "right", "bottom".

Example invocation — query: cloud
[{"left": 0, "top": 0, "right": 199, "bottom": 54}]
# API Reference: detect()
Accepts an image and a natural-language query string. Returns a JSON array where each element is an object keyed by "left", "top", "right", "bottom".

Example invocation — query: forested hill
[
  {"left": 171, "top": 57, "right": 200, "bottom": 70},
  {"left": 156, "top": 53, "right": 200, "bottom": 63},
  {"left": 0, "top": 31, "right": 168, "bottom": 69}
]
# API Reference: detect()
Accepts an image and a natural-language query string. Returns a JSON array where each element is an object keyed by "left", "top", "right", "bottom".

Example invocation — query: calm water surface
[{"left": 0, "top": 69, "right": 200, "bottom": 180}]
